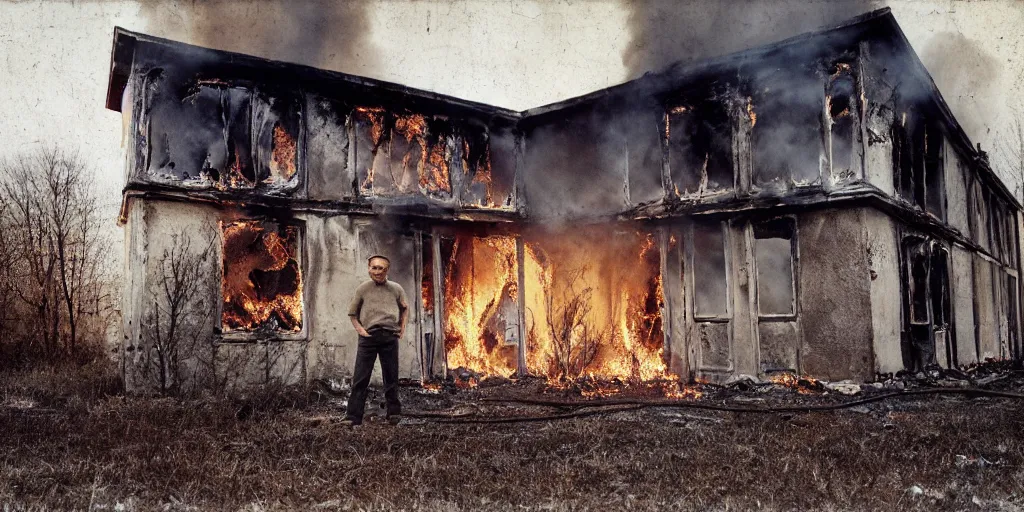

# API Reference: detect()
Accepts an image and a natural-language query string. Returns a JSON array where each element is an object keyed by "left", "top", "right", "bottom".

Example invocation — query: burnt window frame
[
  {"left": 825, "top": 61, "right": 861, "bottom": 184},
  {"left": 690, "top": 220, "right": 731, "bottom": 322},
  {"left": 748, "top": 66, "right": 826, "bottom": 190},
  {"left": 663, "top": 96, "right": 736, "bottom": 198},
  {"left": 137, "top": 72, "right": 305, "bottom": 195},
  {"left": 217, "top": 217, "right": 307, "bottom": 342},
  {"left": 753, "top": 217, "right": 799, "bottom": 320}
]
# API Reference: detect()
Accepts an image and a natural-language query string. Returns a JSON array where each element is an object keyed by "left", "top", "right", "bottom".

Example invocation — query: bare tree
[
  {"left": 141, "top": 227, "right": 217, "bottom": 395},
  {"left": 0, "top": 148, "right": 111, "bottom": 366},
  {"left": 544, "top": 267, "right": 604, "bottom": 380}
]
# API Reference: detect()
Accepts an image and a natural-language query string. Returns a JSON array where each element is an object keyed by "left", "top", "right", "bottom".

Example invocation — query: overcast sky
[{"left": 2, "top": 0, "right": 1022, "bottom": 239}]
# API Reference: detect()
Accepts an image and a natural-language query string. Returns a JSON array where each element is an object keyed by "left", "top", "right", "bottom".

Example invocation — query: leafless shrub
[
  {"left": 0, "top": 148, "right": 113, "bottom": 368},
  {"left": 138, "top": 226, "right": 217, "bottom": 395},
  {"left": 545, "top": 267, "right": 605, "bottom": 380}
]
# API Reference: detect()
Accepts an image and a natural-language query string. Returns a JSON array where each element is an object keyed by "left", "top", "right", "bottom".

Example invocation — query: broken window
[
  {"left": 459, "top": 124, "right": 516, "bottom": 209},
  {"left": 666, "top": 100, "right": 733, "bottom": 197},
  {"left": 146, "top": 80, "right": 254, "bottom": 188},
  {"left": 754, "top": 218, "right": 796, "bottom": 317},
  {"left": 352, "top": 107, "right": 457, "bottom": 201},
  {"left": 893, "top": 110, "right": 945, "bottom": 216},
  {"left": 904, "top": 239, "right": 931, "bottom": 325},
  {"left": 623, "top": 110, "right": 664, "bottom": 206},
  {"left": 143, "top": 74, "right": 303, "bottom": 193},
  {"left": 827, "top": 63, "right": 858, "bottom": 182},
  {"left": 221, "top": 220, "right": 303, "bottom": 333},
  {"left": 892, "top": 110, "right": 916, "bottom": 204},
  {"left": 692, "top": 221, "right": 729, "bottom": 318},
  {"left": 253, "top": 91, "right": 302, "bottom": 192},
  {"left": 751, "top": 68, "right": 824, "bottom": 189}
]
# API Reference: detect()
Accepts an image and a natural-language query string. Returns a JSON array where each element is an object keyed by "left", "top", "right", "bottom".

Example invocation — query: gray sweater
[{"left": 348, "top": 280, "right": 409, "bottom": 332}]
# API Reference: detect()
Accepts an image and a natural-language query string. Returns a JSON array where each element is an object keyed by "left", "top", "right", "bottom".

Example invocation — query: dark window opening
[
  {"left": 667, "top": 100, "right": 733, "bottom": 196},
  {"left": 892, "top": 112, "right": 915, "bottom": 204},
  {"left": 692, "top": 221, "right": 729, "bottom": 318},
  {"left": 827, "top": 64, "right": 857, "bottom": 181},
  {"left": 907, "top": 242, "right": 930, "bottom": 325},
  {"left": 751, "top": 69, "right": 824, "bottom": 188},
  {"left": 754, "top": 218, "right": 796, "bottom": 317},
  {"left": 146, "top": 82, "right": 255, "bottom": 188}
]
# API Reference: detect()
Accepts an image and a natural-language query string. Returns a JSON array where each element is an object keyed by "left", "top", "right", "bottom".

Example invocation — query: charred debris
[{"left": 107, "top": 8, "right": 1023, "bottom": 396}]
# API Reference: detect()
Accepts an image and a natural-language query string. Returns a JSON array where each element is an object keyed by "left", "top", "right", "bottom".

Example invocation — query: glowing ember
[
  {"left": 746, "top": 97, "right": 757, "bottom": 128},
  {"left": 768, "top": 372, "right": 821, "bottom": 394},
  {"left": 221, "top": 220, "right": 303, "bottom": 332},
  {"left": 268, "top": 124, "right": 297, "bottom": 182}
]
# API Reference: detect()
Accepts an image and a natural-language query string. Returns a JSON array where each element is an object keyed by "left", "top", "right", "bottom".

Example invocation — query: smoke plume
[
  {"left": 137, "top": 0, "right": 379, "bottom": 77},
  {"left": 621, "top": 0, "right": 881, "bottom": 77}
]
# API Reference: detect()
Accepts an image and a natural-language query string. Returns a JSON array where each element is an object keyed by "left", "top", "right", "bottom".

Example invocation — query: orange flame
[
  {"left": 746, "top": 97, "right": 757, "bottom": 128},
  {"left": 221, "top": 221, "right": 303, "bottom": 332},
  {"left": 268, "top": 124, "right": 297, "bottom": 183},
  {"left": 443, "top": 236, "right": 520, "bottom": 379}
]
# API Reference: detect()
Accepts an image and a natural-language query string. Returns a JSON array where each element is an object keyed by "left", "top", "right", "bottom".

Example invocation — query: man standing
[{"left": 343, "top": 255, "right": 409, "bottom": 426}]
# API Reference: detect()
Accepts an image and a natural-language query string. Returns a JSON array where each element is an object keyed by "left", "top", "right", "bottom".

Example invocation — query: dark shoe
[{"left": 386, "top": 414, "right": 402, "bottom": 425}]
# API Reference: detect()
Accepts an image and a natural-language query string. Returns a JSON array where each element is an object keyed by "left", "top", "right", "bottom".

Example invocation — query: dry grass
[{"left": 2, "top": 367, "right": 1024, "bottom": 511}]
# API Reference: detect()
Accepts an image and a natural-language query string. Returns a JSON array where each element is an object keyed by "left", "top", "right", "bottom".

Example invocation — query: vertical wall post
[
  {"left": 658, "top": 226, "right": 673, "bottom": 369},
  {"left": 431, "top": 229, "right": 447, "bottom": 379},
  {"left": 516, "top": 236, "right": 528, "bottom": 377}
]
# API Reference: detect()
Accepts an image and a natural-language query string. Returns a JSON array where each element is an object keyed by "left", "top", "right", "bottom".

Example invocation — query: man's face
[{"left": 368, "top": 258, "right": 389, "bottom": 284}]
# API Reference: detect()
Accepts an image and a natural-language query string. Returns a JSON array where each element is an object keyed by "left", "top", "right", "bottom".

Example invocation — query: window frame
[{"left": 753, "top": 217, "right": 798, "bottom": 321}]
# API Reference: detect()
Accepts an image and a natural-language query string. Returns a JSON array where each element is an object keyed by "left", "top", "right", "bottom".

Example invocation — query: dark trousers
[{"left": 345, "top": 329, "right": 401, "bottom": 423}]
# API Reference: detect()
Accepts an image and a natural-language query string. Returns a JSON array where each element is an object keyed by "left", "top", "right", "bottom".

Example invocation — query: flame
[
  {"left": 268, "top": 124, "right": 297, "bottom": 183},
  {"left": 355, "top": 107, "right": 385, "bottom": 194},
  {"left": 221, "top": 220, "right": 303, "bottom": 332},
  {"left": 443, "top": 236, "right": 520, "bottom": 379},
  {"left": 746, "top": 97, "right": 757, "bottom": 128},
  {"left": 463, "top": 139, "right": 495, "bottom": 207},
  {"left": 392, "top": 113, "right": 452, "bottom": 194},
  {"left": 523, "top": 229, "right": 672, "bottom": 384},
  {"left": 768, "top": 372, "right": 821, "bottom": 394}
]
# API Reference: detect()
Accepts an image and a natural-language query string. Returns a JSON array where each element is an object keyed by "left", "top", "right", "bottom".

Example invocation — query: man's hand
[
  {"left": 356, "top": 327, "right": 370, "bottom": 337},
  {"left": 397, "top": 329, "right": 405, "bottom": 339}
]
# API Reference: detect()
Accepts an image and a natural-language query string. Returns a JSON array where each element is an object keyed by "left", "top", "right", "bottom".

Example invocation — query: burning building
[{"left": 107, "top": 8, "right": 1022, "bottom": 393}]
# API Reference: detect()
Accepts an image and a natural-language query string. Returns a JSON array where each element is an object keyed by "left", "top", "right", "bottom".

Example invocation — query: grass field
[{"left": 2, "top": 364, "right": 1023, "bottom": 511}]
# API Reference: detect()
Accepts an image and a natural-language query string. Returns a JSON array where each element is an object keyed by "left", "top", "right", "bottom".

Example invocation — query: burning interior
[
  {"left": 111, "top": 8, "right": 1023, "bottom": 394},
  {"left": 221, "top": 220, "right": 303, "bottom": 334}
]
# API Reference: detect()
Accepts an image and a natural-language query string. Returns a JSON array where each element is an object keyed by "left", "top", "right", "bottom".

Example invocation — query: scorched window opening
[{"left": 219, "top": 219, "right": 304, "bottom": 339}]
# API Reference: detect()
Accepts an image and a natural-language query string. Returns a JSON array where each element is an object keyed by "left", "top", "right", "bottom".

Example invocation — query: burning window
[
  {"left": 827, "top": 63, "right": 859, "bottom": 182},
  {"left": 754, "top": 219, "right": 796, "bottom": 317},
  {"left": 751, "top": 69, "right": 824, "bottom": 188},
  {"left": 353, "top": 107, "right": 460, "bottom": 200},
  {"left": 666, "top": 101, "right": 733, "bottom": 196},
  {"left": 441, "top": 235, "right": 520, "bottom": 380},
  {"left": 253, "top": 92, "right": 301, "bottom": 192},
  {"left": 692, "top": 221, "right": 729, "bottom": 318},
  {"left": 221, "top": 220, "right": 303, "bottom": 333}
]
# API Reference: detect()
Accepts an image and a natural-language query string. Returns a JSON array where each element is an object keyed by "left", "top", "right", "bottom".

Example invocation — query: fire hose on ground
[{"left": 400, "top": 387, "right": 1024, "bottom": 424}]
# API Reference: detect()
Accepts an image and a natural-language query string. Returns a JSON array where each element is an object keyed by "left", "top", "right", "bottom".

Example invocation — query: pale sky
[{"left": 1, "top": 0, "right": 1022, "bottom": 243}]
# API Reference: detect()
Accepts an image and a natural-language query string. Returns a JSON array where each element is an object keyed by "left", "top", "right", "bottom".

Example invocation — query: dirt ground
[{"left": 2, "top": 363, "right": 1024, "bottom": 511}]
